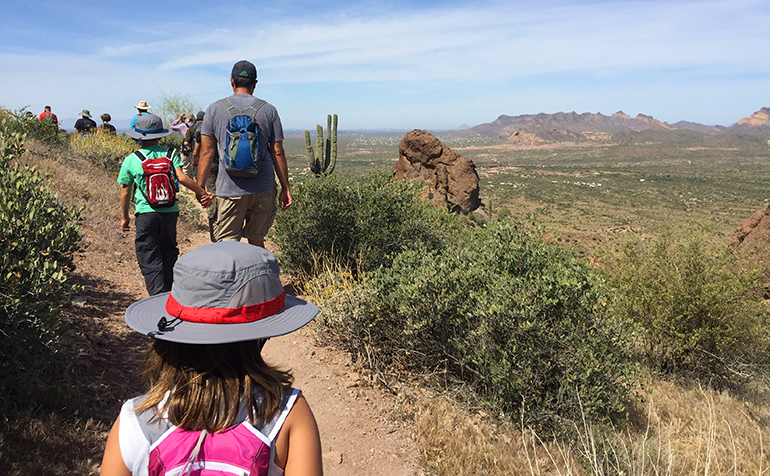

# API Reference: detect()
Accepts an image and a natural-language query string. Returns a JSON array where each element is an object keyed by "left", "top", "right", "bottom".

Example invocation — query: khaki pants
[{"left": 213, "top": 188, "right": 277, "bottom": 243}]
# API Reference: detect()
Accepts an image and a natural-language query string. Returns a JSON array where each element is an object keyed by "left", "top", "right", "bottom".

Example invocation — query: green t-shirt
[{"left": 117, "top": 146, "right": 183, "bottom": 215}]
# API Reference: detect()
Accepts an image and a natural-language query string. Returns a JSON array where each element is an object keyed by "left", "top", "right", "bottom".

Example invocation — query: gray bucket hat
[
  {"left": 126, "top": 113, "right": 173, "bottom": 140},
  {"left": 79, "top": 109, "right": 92, "bottom": 118},
  {"left": 125, "top": 242, "right": 319, "bottom": 344}
]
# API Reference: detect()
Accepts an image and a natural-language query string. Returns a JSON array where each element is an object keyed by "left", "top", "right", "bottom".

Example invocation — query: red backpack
[{"left": 135, "top": 148, "right": 178, "bottom": 208}]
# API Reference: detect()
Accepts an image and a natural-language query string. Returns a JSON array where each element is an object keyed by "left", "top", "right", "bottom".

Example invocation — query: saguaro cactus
[{"left": 305, "top": 114, "right": 338, "bottom": 177}]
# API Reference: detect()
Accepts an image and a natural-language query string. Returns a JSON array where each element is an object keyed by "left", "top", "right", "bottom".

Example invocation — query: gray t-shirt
[{"left": 202, "top": 94, "right": 284, "bottom": 198}]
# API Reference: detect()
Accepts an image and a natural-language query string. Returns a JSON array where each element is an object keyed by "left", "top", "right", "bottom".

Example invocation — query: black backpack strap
[{"left": 134, "top": 150, "right": 147, "bottom": 162}]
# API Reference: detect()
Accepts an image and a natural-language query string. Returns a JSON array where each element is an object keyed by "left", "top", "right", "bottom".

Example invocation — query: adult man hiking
[
  {"left": 196, "top": 60, "right": 292, "bottom": 248},
  {"left": 38, "top": 105, "right": 58, "bottom": 126},
  {"left": 74, "top": 109, "right": 97, "bottom": 134},
  {"left": 130, "top": 101, "right": 151, "bottom": 129}
]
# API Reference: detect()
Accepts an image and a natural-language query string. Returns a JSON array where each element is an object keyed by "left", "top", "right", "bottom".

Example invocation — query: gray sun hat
[
  {"left": 125, "top": 242, "right": 319, "bottom": 344},
  {"left": 79, "top": 109, "right": 92, "bottom": 118},
  {"left": 126, "top": 113, "right": 173, "bottom": 140}
]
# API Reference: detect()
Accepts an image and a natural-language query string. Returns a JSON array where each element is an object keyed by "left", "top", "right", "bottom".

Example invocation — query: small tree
[{"left": 152, "top": 90, "right": 202, "bottom": 128}]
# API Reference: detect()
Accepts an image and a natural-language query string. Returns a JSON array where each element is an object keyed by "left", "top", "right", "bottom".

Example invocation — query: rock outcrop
[
  {"left": 393, "top": 130, "right": 480, "bottom": 212},
  {"left": 731, "top": 204, "right": 770, "bottom": 248}
]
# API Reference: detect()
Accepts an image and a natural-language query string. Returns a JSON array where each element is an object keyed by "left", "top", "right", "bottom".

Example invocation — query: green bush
[
  {"left": 603, "top": 230, "right": 770, "bottom": 385},
  {"left": 0, "top": 129, "right": 83, "bottom": 411},
  {"left": 0, "top": 107, "right": 63, "bottom": 147},
  {"left": 272, "top": 170, "right": 456, "bottom": 275},
  {"left": 309, "top": 219, "right": 638, "bottom": 429}
]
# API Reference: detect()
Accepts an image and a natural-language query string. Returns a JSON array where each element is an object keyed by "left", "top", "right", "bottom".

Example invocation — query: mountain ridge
[{"left": 447, "top": 108, "right": 769, "bottom": 144}]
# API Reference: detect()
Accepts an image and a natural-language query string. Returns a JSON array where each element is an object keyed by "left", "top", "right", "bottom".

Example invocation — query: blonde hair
[{"left": 135, "top": 339, "right": 293, "bottom": 432}]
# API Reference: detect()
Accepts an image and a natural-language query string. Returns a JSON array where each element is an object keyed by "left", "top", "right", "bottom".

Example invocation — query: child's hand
[
  {"left": 121, "top": 218, "right": 131, "bottom": 231},
  {"left": 198, "top": 193, "right": 215, "bottom": 208}
]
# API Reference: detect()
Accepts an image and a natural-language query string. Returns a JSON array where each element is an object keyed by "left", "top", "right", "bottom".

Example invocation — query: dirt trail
[{"left": 78, "top": 217, "right": 426, "bottom": 475}]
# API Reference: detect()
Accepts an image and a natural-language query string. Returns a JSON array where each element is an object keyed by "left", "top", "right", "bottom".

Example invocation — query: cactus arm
[
  {"left": 324, "top": 114, "right": 332, "bottom": 172},
  {"left": 315, "top": 124, "right": 324, "bottom": 176},
  {"left": 305, "top": 129, "right": 320, "bottom": 174},
  {"left": 327, "top": 114, "right": 338, "bottom": 176}
]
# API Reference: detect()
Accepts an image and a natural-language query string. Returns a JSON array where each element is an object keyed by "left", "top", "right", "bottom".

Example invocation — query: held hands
[{"left": 197, "top": 192, "right": 215, "bottom": 208}]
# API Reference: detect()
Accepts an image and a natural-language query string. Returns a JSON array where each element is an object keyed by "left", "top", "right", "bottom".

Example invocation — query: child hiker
[
  {"left": 99, "top": 241, "right": 323, "bottom": 476},
  {"left": 119, "top": 113, "right": 213, "bottom": 296}
]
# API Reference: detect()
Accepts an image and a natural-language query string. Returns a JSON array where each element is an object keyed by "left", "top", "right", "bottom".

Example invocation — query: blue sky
[{"left": 1, "top": 0, "right": 768, "bottom": 130}]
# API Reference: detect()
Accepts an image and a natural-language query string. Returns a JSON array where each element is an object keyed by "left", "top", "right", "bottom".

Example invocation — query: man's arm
[
  {"left": 192, "top": 141, "right": 201, "bottom": 167},
  {"left": 197, "top": 134, "right": 217, "bottom": 190},
  {"left": 120, "top": 185, "right": 131, "bottom": 231},
  {"left": 271, "top": 140, "right": 292, "bottom": 210}
]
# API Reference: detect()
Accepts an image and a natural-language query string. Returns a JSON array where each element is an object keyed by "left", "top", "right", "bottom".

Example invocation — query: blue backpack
[{"left": 217, "top": 97, "right": 267, "bottom": 178}]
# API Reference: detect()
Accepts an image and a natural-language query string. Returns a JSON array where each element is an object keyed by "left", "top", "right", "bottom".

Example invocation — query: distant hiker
[
  {"left": 98, "top": 113, "right": 117, "bottom": 135},
  {"left": 38, "top": 105, "right": 58, "bottom": 130},
  {"left": 197, "top": 60, "right": 292, "bottom": 248},
  {"left": 130, "top": 100, "right": 151, "bottom": 129},
  {"left": 171, "top": 112, "right": 195, "bottom": 136},
  {"left": 171, "top": 112, "right": 195, "bottom": 177},
  {"left": 190, "top": 110, "right": 220, "bottom": 241},
  {"left": 74, "top": 109, "right": 97, "bottom": 134},
  {"left": 99, "top": 241, "right": 323, "bottom": 476},
  {"left": 118, "top": 113, "right": 213, "bottom": 296}
]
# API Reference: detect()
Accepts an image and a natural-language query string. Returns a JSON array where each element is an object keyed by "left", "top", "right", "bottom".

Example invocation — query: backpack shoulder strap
[
  {"left": 134, "top": 150, "right": 147, "bottom": 162},
  {"left": 217, "top": 98, "right": 239, "bottom": 120},
  {"left": 131, "top": 396, "right": 174, "bottom": 445},
  {"left": 217, "top": 97, "right": 266, "bottom": 120},
  {"left": 243, "top": 98, "right": 267, "bottom": 120}
]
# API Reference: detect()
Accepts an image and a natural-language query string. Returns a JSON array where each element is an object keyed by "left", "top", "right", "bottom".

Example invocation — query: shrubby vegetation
[
  {"left": 68, "top": 132, "right": 138, "bottom": 172},
  {"left": 272, "top": 171, "right": 457, "bottom": 275},
  {"left": 277, "top": 172, "right": 639, "bottom": 430},
  {"left": 0, "top": 106, "right": 63, "bottom": 146},
  {"left": 602, "top": 230, "right": 770, "bottom": 387},
  {"left": 0, "top": 127, "right": 83, "bottom": 412}
]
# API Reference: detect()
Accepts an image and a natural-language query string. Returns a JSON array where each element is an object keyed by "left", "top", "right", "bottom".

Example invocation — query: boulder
[
  {"left": 730, "top": 204, "right": 770, "bottom": 248},
  {"left": 392, "top": 130, "right": 481, "bottom": 212}
]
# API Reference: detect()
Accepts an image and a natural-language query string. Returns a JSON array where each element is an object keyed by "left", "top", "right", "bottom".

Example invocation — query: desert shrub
[
  {"left": 602, "top": 230, "right": 770, "bottom": 386},
  {"left": 152, "top": 90, "right": 201, "bottom": 151},
  {"left": 68, "top": 131, "right": 137, "bottom": 172},
  {"left": 272, "top": 170, "right": 457, "bottom": 275},
  {"left": 0, "top": 130, "right": 83, "bottom": 412},
  {"left": 308, "top": 219, "right": 638, "bottom": 430},
  {"left": 152, "top": 90, "right": 201, "bottom": 130},
  {"left": 0, "top": 106, "right": 63, "bottom": 147}
]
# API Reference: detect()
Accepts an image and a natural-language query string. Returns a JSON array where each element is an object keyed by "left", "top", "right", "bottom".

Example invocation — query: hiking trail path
[{"left": 77, "top": 217, "right": 427, "bottom": 476}]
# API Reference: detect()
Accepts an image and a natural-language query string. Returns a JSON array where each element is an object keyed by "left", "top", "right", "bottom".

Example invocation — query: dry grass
[
  {"left": 412, "top": 377, "right": 770, "bottom": 476},
  {"left": 67, "top": 132, "right": 137, "bottom": 172}
]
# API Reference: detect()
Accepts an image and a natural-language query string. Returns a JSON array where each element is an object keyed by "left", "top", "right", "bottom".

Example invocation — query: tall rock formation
[{"left": 393, "top": 130, "right": 481, "bottom": 212}]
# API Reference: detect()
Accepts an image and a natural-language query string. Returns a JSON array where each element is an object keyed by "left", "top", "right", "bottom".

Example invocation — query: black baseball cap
[{"left": 231, "top": 60, "right": 257, "bottom": 81}]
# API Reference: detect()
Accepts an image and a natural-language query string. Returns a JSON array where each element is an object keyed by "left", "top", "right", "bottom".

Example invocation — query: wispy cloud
[{"left": 1, "top": 0, "right": 768, "bottom": 128}]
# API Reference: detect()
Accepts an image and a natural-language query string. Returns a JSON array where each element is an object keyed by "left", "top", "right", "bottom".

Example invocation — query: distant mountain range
[{"left": 448, "top": 107, "right": 770, "bottom": 146}]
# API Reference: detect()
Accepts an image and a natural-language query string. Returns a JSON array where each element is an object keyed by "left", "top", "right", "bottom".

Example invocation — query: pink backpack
[
  {"left": 138, "top": 388, "right": 298, "bottom": 476},
  {"left": 149, "top": 423, "right": 271, "bottom": 475},
  {"left": 135, "top": 148, "right": 178, "bottom": 208}
]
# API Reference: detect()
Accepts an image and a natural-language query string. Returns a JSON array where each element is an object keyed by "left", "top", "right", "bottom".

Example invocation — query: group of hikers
[
  {"left": 97, "top": 60, "right": 323, "bottom": 476},
  {"left": 35, "top": 105, "right": 117, "bottom": 135}
]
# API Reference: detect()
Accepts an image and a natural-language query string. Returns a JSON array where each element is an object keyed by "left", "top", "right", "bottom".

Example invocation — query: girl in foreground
[{"left": 100, "top": 241, "right": 323, "bottom": 476}]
